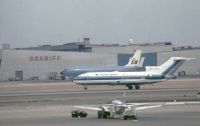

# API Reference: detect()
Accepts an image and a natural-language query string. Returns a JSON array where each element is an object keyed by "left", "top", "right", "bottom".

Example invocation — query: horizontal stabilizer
[{"left": 173, "top": 57, "right": 196, "bottom": 61}]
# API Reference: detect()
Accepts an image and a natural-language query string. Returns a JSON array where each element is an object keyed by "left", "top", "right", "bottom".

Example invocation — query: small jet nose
[
  {"left": 60, "top": 71, "right": 64, "bottom": 75},
  {"left": 60, "top": 69, "right": 67, "bottom": 75}
]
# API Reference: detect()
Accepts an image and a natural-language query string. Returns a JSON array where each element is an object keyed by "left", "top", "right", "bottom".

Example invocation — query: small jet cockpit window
[
  {"left": 60, "top": 71, "right": 64, "bottom": 75},
  {"left": 115, "top": 106, "right": 125, "bottom": 114},
  {"left": 60, "top": 69, "right": 67, "bottom": 75}
]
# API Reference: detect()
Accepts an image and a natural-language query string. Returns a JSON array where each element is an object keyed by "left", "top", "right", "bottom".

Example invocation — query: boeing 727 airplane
[
  {"left": 61, "top": 50, "right": 144, "bottom": 79},
  {"left": 73, "top": 57, "right": 194, "bottom": 90}
]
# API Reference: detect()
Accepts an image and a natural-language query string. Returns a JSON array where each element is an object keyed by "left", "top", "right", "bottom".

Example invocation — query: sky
[{"left": 0, "top": 0, "right": 200, "bottom": 48}]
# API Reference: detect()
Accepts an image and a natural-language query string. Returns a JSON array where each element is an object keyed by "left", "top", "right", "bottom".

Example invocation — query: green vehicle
[{"left": 71, "top": 110, "right": 88, "bottom": 118}]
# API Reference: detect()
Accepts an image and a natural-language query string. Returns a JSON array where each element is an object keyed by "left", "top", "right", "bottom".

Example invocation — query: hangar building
[
  {"left": 0, "top": 40, "right": 199, "bottom": 81},
  {"left": 0, "top": 49, "right": 116, "bottom": 81}
]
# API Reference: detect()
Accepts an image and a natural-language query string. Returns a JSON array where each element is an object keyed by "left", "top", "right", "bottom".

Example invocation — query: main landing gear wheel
[
  {"left": 124, "top": 115, "right": 137, "bottom": 120},
  {"left": 83, "top": 85, "right": 88, "bottom": 90},
  {"left": 135, "top": 85, "right": 140, "bottom": 90},
  {"left": 97, "top": 111, "right": 110, "bottom": 119},
  {"left": 127, "top": 85, "right": 133, "bottom": 90}
]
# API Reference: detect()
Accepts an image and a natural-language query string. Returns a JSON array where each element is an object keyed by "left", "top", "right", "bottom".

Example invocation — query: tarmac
[
  {"left": 0, "top": 104, "right": 200, "bottom": 126},
  {"left": 0, "top": 78, "right": 200, "bottom": 126}
]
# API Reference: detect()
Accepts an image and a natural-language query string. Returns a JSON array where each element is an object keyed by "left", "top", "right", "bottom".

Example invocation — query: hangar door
[{"left": 15, "top": 71, "right": 23, "bottom": 81}]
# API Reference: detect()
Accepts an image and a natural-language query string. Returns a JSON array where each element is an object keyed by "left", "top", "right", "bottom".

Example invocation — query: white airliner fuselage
[{"left": 73, "top": 57, "right": 194, "bottom": 90}]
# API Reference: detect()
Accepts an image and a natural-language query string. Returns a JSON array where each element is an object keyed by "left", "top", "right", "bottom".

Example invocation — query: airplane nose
[
  {"left": 60, "top": 69, "right": 67, "bottom": 75},
  {"left": 60, "top": 71, "right": 64, "bottom": 75}
]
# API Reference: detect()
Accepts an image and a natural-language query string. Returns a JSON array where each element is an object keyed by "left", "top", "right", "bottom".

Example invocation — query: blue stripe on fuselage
[{"left": 74, "top": 75, "right": 164, "bottom": 81}]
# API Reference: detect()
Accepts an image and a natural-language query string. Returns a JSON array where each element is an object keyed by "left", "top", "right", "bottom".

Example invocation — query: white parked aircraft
[
  {"left": 73, "top": 57, "right": 194, "bottom": 90},
  {"left": 73, "top": 92, "right": 200, "bottom": 120}
]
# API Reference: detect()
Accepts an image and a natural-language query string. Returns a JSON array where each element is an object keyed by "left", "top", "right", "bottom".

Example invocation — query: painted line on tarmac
[
  {"left": 0, "top": 88, "right": 197, "bottom": 97},
  {"left": 168, "top": 78, "right": 200, "bottom": 82}
]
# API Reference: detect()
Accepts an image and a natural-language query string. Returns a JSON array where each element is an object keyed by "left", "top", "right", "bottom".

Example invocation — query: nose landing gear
[
  {"left": 83, "top": 85, "right": 88, "bottom": 90},
  {"left": 135, "top": 85, "right": 140, "bottom": 90}
]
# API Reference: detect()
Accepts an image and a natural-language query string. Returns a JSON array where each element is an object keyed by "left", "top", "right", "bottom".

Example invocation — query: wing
[
  {"left": 74, "top": 106, "right": 102, "bottom": 111},
  {"left": 126, "top": 103, "right": 149, "bottom": 106},
  {"left": 130, "top": 101, "right": 200, "bottom": 111},
  {"left": 135, "top": 105, "right": 162, "bottom": 111},
  {"left": 127, "top": 101, "right": 200, "bottom": 106},
  {"left": 165, "top": 101, "right": 200, "bottom": 105}
]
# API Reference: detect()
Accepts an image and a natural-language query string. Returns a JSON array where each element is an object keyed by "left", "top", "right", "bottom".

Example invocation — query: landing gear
[
  {"left": 124, "top": 115, "right": 137, "bottom": 120},
  {"left": 135, "top": 85, "right": 140, "bottom": 90},
  {"left": 97, "top": 111, "right": 110, "bottom": 119},
  {"left": 83, "top": 85, "right": 88, "bottom": 90},
  {"left": 127, "top": 85, "right": 133, "bottom": 90},
  {"left": 126, "top": 85, "right": 140, "bottom": 90},
  {"left": 97, "top": 111, "right": 102, "bottom": 118}
]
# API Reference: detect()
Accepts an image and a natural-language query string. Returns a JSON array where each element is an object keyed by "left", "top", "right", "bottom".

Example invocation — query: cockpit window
[{"left": 115, "top": 106, "right": 125, "bottom": 114}]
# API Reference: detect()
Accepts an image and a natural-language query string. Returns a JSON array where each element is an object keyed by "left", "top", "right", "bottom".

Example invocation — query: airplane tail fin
[
  {"left": 139, "top": 57, "right": 145, "bottom": 67},
  {"left": 146, "top": 57, "right": 195, "bottom": 76},
  {"left": 125, "top": 50, "right": 142, "bottom": 67}
]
